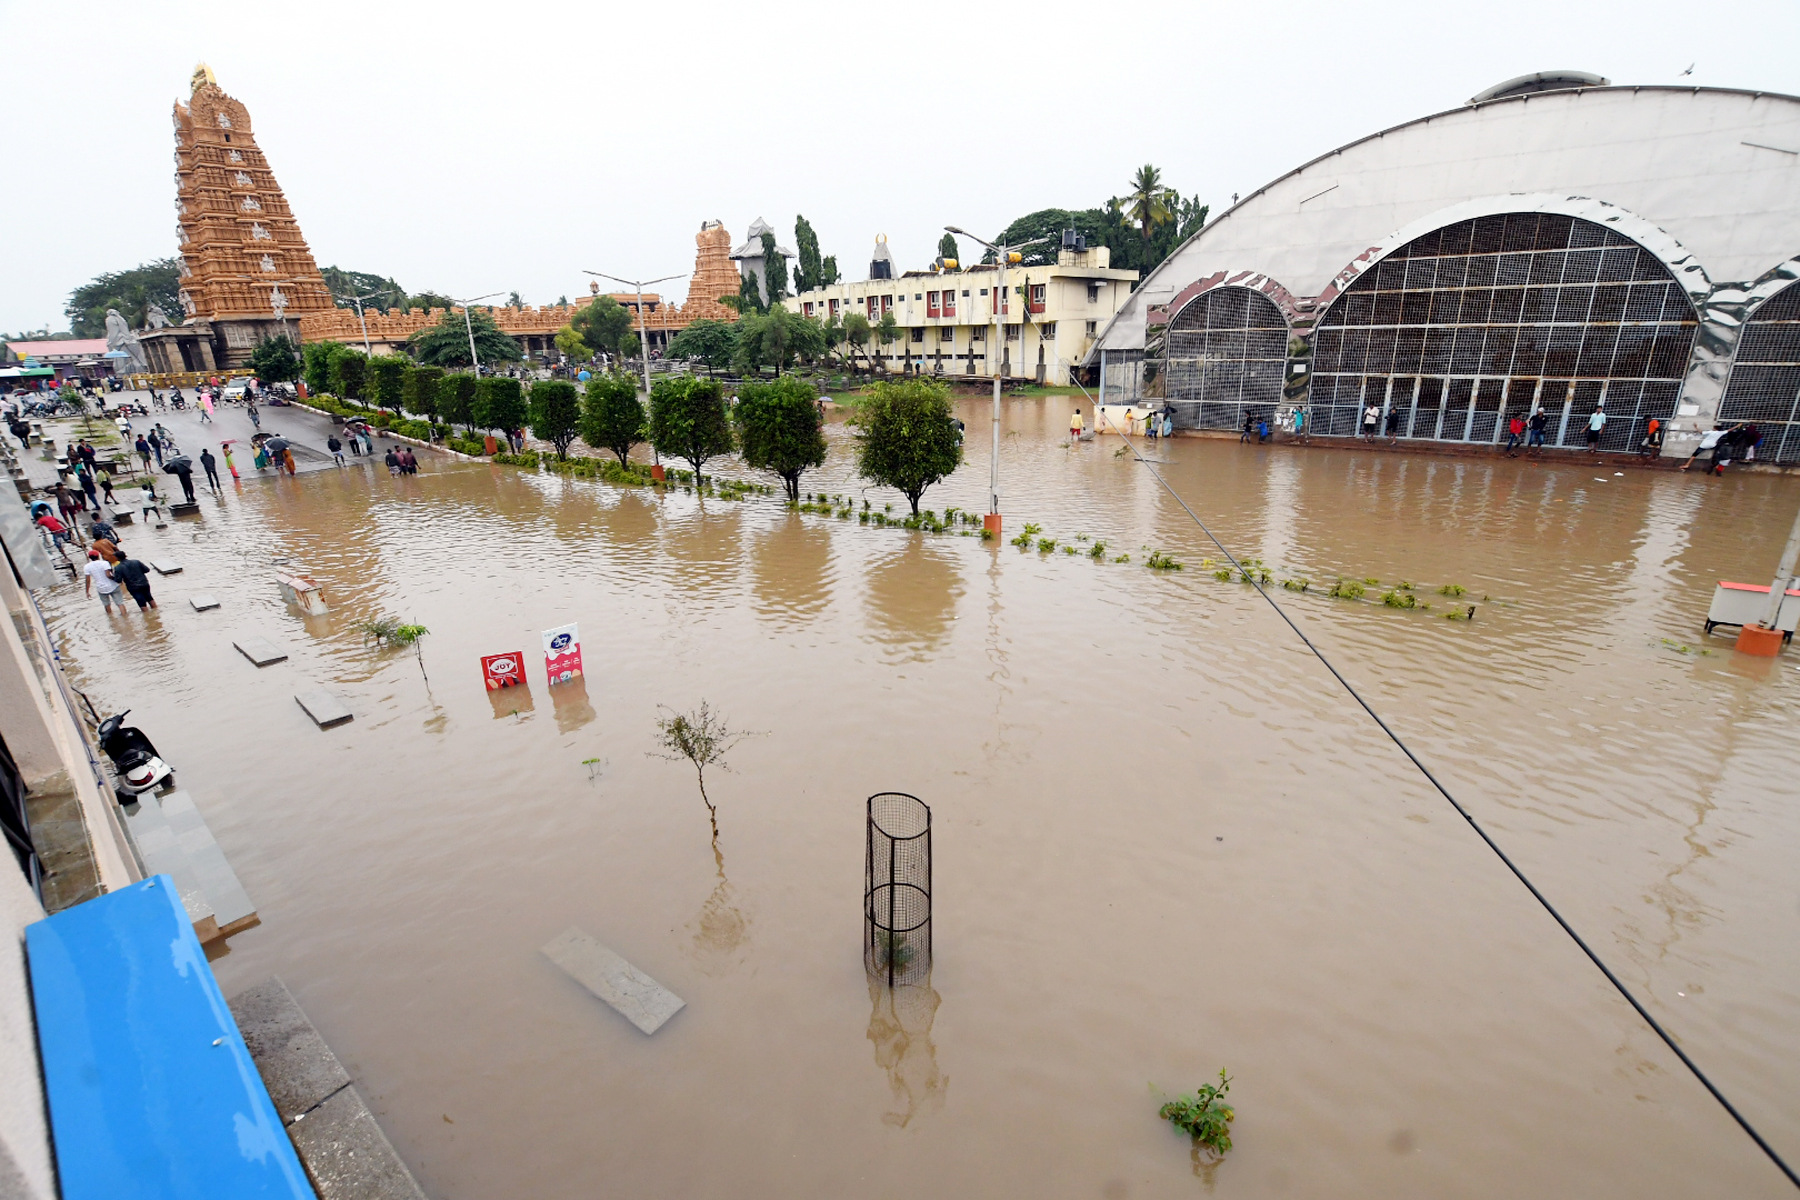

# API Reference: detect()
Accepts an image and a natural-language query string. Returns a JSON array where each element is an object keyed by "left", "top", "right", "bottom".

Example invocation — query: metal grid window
[
  {"left": 1718, "top": 284, "right": 1800, "bottom": 464},
  {"left": 1164, "top": 287, "right": 1290, "bottom": 430},
  {"left": 1311, "top": 213, "right": 1697, "bottom": 450}
]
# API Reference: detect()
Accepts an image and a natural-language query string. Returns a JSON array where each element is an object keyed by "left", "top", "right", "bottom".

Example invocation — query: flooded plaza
[{"left": 38, "top": 398, "right": 1800, "bottom": 1198}]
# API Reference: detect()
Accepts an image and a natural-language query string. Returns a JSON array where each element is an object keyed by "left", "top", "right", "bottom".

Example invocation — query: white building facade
[
  {"left": 1088, "top": 82, "right": 1800, "bottom": 461},
  {"left": 786, "top": 243, "right": 1137, "bottom": 383}
]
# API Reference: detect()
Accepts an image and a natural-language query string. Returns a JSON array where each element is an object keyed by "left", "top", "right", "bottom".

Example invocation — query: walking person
[
  {"left": 198, "top": 391, "right": 214, "bottom": 424},
  {"left": 1362, "top": 401, "right": 1382, "bottom": 440},
  {"left": 34, "top": 510, "right": 74, "bottom": 562},
  {"left": 246, "top": 399, "right": 260, "bottom": 429},
  {"left": 83, "top": 551, "right": 122, "bottom": 616},
  {"left": 134, "top": 433, "right": 153, "bottom": 472},
  {"left": 384, "top": 447, "right": 400, "bottom": 476},
  {"left": 55, "top": 483, "right": 84, "bottom": 527},
  {"left": 1584, "top": 403, "right": 1607, "bottom": 458},
  {"left": 199, "top": 447, "right": 221, "bottom": 493},
  {"left": 327, "top": 434, "right": 344, "bottom": 465},
  {"left": 281, "top": 445, "right": 296, "bottom": 475},
  {"left": 88, "top": 521, "right": 121, "bottom": 562},
  {"left": 1506, "top": 413, "right": 1525, "bottom": 456},
  {"left": 1161, "top": 409, "right": 1173, "bottom": 440},
  {"left": 97, "top": 466, "right": 116, "bottom": 505},
  {"left": 139, "top": 480, "right": 163, "bottom": 523},
  {"left": 1256, "top": 417, "right": 1271, "bottom": 443},
  {"left": 359, "top": 428, "right": 374, "bottom": 456},
  {"left": 1069, "top": 407, "right": 1084, "bottom": 444},
  {"left": 77, "top": 465, "right": 99, "bottom": 511},
  {"left": 1527, "top": 407, "right": 1548, "bottom": 453},
  {"left": 109, "top": 554, "right": 157, "bottom": 612}
]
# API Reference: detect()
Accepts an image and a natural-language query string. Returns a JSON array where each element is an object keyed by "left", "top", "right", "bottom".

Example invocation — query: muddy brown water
[{"left": 42, "top": 399, "right": 1800, "bottom": 1197}]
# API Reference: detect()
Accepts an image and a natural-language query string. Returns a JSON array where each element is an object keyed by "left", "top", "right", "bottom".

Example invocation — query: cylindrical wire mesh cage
[{"left": 865, "top": 792, "right": 931, "bottom": 987}]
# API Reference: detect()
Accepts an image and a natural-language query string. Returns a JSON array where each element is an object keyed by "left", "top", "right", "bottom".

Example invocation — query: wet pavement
[{"left": 32, "top": 395, "right": 1800, "bottom": 1198}]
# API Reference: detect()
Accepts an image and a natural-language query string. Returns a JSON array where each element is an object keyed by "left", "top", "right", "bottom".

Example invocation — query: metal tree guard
[{"left": 865, "top": 792, "right": 932, "bottom": 987}]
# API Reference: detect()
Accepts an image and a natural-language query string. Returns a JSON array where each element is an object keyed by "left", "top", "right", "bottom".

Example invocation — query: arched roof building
[{"left": 1090, "top": 84, "right": 1800, "bottom": 461}]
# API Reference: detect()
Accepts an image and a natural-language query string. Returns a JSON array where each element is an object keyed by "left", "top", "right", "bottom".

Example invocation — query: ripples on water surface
[{"left": 42, "top": 399, "right": 1800, "bottom": 1198}]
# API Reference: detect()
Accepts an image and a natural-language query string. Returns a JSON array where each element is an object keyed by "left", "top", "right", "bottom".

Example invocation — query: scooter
[{"left": 96, "top": 710, "right": 174, "bottom": 802}]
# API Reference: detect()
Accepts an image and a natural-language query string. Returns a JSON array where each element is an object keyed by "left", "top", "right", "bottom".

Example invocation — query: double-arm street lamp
[
  {"left": 943, "top": 227, "right": 1051, "bottom": 537},
  {"left": 453, "top": 292, "right": 505, "bottom": 375},
  {"left": 334, "top": 288, "right": 395, "bottom": 356},
  {"left": 581, "top": 270, "right": 684, "bottom": 400}
]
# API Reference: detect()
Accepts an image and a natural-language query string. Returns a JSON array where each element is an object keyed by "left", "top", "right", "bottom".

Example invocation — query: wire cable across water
[{"left": 1093, "top": 408, "right": 1799, "bottom": 1189}]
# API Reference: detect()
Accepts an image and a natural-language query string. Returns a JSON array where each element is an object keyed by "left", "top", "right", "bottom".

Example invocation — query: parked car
[{"left": 220, "top": 376, "right": 255, "bottom": 402}]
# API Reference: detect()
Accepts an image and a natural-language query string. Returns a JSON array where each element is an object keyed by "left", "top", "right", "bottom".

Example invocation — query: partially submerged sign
[
  {"left": 542, "top": 622, "right": 582, "bottom": 684},
  {"left": 482, "top": 652, "right": 525, "bottom": 689}
]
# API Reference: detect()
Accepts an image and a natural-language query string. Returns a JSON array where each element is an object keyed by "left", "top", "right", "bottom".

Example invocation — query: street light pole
[
  {"left": 945, "top": 227, "right": 1051, "bottom": 539},
  {"left": 584, "top": 270, "right": 684, "bottom": 471},
  {"left": 334, "top": 289, "right": 392, "bottom": 357},
  {"left": 453, "top": 292, "right": 505, "bottom": 376}
]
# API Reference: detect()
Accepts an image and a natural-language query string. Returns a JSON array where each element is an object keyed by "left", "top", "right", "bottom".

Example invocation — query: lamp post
[
  {"left": 944, "top": 227, "right": 1051, "bottom": 539},
  {"left": 452, "top": 292, "right": 505, "bottom": 376},
  {"left": 583, "top": 270, "right": 684, "bottom": 475},
  {"left": 334, "top": 288, "right": 393, "bottom": 356}
]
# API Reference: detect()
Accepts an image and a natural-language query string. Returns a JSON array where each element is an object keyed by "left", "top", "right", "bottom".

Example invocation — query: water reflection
[
  {"left": 487, "top": 687, "right": 536, "bottom": 720},
  {"left": 749, "top": 520, "right": 833, "bottom": 626},
  {"left": 687, "top": 841, "right": 749, "bottom": 972},
  {"left": 549, "top": 677, "right": 596, "bottom": 734},
  {"left": 865, "top": 542, "right": 962, "bottom": 657},
  {"left": 865, "top": 979, "right": 946, "bottom": 1128}
]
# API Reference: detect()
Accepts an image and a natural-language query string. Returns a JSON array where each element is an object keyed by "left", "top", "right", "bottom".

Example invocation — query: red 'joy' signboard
[{"left": 482, "top": 652, "right": 525, "bottom": 689}]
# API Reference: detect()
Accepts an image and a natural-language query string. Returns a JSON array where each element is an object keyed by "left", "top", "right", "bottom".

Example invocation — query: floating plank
[
  {"left": 541, "top": 927, "right": 685, "bottom": 1035},
  {"left": 295, "top": 687, "right": 353, "bottom": 729},
  {"left": 234, "top": 636, "right": 288, "bottom": 667},
  {"left": 150, "top": 559, "right": 183, "bottom": 575},
  {"left": 190, "top": 593, "right": 220, "bottom": 612},
  {"left": 25, "top": 879, "right": 313, "bottom": 1200}
]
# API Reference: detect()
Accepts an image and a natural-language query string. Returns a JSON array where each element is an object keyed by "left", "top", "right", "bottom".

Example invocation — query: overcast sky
[{"left": 4, "top": 0, "right": 1799, "bottom": 335}]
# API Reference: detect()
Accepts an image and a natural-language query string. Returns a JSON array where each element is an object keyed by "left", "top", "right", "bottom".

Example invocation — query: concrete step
[{"left": 121, "top": 788, "right": 258, "bottom": 944}]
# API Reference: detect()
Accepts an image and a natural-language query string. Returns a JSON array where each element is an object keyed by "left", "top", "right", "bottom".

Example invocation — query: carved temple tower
[{"left": 140, "top": 65, "right": 333, "bottom": 374}]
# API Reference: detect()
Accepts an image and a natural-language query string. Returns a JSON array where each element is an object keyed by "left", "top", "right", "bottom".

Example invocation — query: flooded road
[{"left": 41, "top": 398, "right": 1800, "bottom": 1197}]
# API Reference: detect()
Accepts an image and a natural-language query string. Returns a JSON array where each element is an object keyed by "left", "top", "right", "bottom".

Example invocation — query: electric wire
[{"left": 1091, "top": 406, "right": 1799, "bottom": 1189}]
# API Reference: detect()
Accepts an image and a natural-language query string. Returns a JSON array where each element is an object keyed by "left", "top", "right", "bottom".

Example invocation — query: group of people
[
  {"left": 383, "top": 445, "right": 421, "bottom": 475},
  {"left": 1682, "top": 422, "right": 1762, "bottom": 475},
  {"left": 80, "top": 526, "right": 159, "bottom": 615}
]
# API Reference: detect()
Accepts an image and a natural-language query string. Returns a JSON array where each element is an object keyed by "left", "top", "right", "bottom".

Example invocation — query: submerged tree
[
  {"left": 580, "top": 373, "right": 646, "bottom": 465},
  {"left": 359, "top": 616, "right": 431, "bottom": 684},
  {"left": 529, "top": 379, "right": 581, "bottom": 458},
  {"left": 735, "top": 375, "right": 826, "bottom": 500},
  {"left": 853, "top": 379, "right": 963, "bottom": 515},
  {"left": 652, "top": 701, "right": 748, "bottom": 841},
  {"left": 647, "top": 376, "right": 733, "bottom": 480}
]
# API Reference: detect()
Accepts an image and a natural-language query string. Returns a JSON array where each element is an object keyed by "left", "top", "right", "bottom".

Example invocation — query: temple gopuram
[
  {"left": 297, "top": 219, "right": 744, "bottom": 356},
  {"left": 139, "top": 65, "right": 334, "bottom": 374}
]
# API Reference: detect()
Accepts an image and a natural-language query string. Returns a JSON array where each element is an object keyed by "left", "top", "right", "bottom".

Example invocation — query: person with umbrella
[
  {"left": 163, "top": 454, "right": 197, "bottom": 504},
  {"left": 264, "top": 436, "right": 295, "bottom": 475}
]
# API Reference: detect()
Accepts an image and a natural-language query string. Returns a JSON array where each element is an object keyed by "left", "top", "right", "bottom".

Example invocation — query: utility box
[{"left": 275, "top": 571, "right": 329, "bottom": 616}]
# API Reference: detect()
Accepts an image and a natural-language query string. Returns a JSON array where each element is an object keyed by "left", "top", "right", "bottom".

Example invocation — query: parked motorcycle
[{"left": 96, "top": 710, "right": 174, "bottom": 802}]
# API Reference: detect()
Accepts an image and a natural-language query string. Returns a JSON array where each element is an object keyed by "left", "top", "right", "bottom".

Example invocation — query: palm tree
[{"left": 1125, "top": 164, "right": 1174, "bottom": 246}]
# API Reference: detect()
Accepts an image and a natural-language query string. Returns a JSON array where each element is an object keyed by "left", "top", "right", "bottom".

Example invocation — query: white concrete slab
[
  {"left": 234, "top": 636, "right": 288, "bottom": 667},
  {"left": 295, "top": 687, "right": 353, "bottom": 729},
  {"left": 159, "top": 790, "right": 256, "bottom": 929},
  {"left": 150, "top": 559, "right": 183, "bottom": 575},
  {"left": 190, "top": 593, "right": 220, "bottom": 611},
  {"left": 541, "top": 927, "right": 685, "bottom": 1035}
]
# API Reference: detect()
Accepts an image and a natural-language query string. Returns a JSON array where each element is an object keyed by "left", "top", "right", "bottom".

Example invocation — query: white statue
[
  {"left": 104, "top": 308, "right": 148, "bottom": 370},
  {"left": 145, "top": 304, "right": 171, "bottom": 330}
]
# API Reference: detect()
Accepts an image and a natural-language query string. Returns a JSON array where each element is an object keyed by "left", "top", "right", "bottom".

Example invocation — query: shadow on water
[
  {"left": 749, "top": 519, "right": 834, "bottom": 627},
  {"left": 865, "top": 978, "right": 946, "bottom": 1128}
]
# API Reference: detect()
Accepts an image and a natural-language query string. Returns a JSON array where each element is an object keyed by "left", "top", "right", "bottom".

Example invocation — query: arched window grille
[{"left": 1164, "top": 287, "right": 1290, "bottom": 430}]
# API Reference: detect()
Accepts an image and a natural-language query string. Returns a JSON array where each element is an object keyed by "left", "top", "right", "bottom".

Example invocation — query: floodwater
[{"left": 41, "top": 399, "right": 1800, "bottom": 1198}]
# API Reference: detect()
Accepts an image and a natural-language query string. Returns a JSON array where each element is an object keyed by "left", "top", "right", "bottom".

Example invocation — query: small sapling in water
[
  {"left": 1438, "top": 583, "right": 1467, "bottom": 597},
  {"left": 1158, "top": 1070, "right": 1235, "bottom": 1157},
  {"left": 1146, "top": 551, "right": 1183, "bottom": 571},
  {"left": 651, "top": 701, "right": 750, "bottom": 842}
]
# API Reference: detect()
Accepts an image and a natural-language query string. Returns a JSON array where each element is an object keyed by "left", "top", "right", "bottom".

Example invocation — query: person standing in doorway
[
  {"left": 1362, "top": 401, "right": 1382, "bottom": 440},
  {"left": 1527, "top": 407, "right": 1548, "bottom": 454},
  {"left": 199, "top": 447, "right": 221, "bottom": 493},
  {"left": 1585, "top": 403, "right": 1607, "bottom": 457},
  {"left": 109, "top": 554, "right": 157, "bottom": 612},
  {"left": 83, "top": 551, "right": 122, "bottom": 616}
]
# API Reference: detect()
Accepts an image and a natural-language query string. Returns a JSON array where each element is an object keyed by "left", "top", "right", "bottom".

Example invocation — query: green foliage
[
  {"left": 1158, "top": 1071, "right": 1234, "bottom": 1156},
  {"left": 990, "top": 176, "right": 1208, "bottom": 279},
  {"left": 1380, "top": 589, "right": 1419, "bottom": 609},
  {"left": 247, "top": 335, "right": 301, "bottom": 383},
  {"left": 473, "top": 377, "right": 527, "bottom": 435},
  {"left": 734, "top": 306, "right": 826, "bottom": 376},
  {"left": 1089, "top": 540, "right": 1107, "bottom": 559},
  {"left": 667, "top": 318, "right": 740, "bottom": 375},
  {"left": 760, "top": 230, "right": 789, "bottom": 304},
  {"left": 405, "top": 365, "right": 444, "bottom": 420},
  {"left": 330, "top": 349, "right": 369, "bottom": 400},
  {"left": 1438, "top": 583, "right": 1467, "bottom": 597},
  {"left": 571, "top": 295, "right": 637, "bottom": 358},
  {"left": 1146, "top": 550, "right": 1183, "bottom": 570},
  {"left": 651, "top": 700, "right": 747, "bottom": 838},
  {"left": 1037, "top": 537, "right": 1057, "bottom": 553},
  {"left": 735, "top": 376, "right": 825, "bottom": 500},
  {"left": 793, "top": 215, "right": 838, "bottom": 294},
  {"left": 841, "top": 311, "right": 873, "bottom": 369},
  {"left": 408, "top": 308, "right": 523, "bottom": 368},
  {"left": 647, "top": 376, "right": 734, "bottom": 478},
  {"left": 580, "top": 373, "right": 646, "bottom": 465},
  {"left": 735, "top": 270, "right": 766, "bottom": 315},
  {"left": 303, "top": 341, "right": 343, "bottom": 395},
  {"left": 365, "top": 355, "right": 412, "bottom": 412},
  {"left": 937, "top": 232, "right": 959, "bottom": 265},
  {"left": 359, "top": 615, "right": 431, "bottom": 682},
  {"left": 407, "top": 290, "right": 456, "bottom": 311},
  {"left": 1010, "top": 521, "right": 1042, "bottom": 548},
  {"left": 852, "top": 380, "right": 961, "bottom": 516},
  {"left": 1328, "top": 578, "right": 1365, "bottom": 600},
  {"left": 529, "top": 380, "right": 581, "bottom": 458},
  {"left": 65, "top": 258, "right": 182, "bottom": 338},
  {"left": 1445, "top": 605, "right": 1478, "bottom": 621},
  {"left": 554, "top": 325, "right": 592, "bottom": 362},
  {"left": 320, "top": 266, "right": 405, "bottom": 312},
  {"left": 1281, "top": 577, "right": 1310, "bottom": 592},
  {"left": 439, "top": 374, "right": 478, "bottom": 430}
]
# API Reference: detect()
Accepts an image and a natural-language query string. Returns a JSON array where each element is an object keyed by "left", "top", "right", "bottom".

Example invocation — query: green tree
[
  {"left": 793, "top": 215, "right": 825, "bottom": 294},
  {"left": 937, "top": 232, "right": 959, "bottom": 265},
  {"left": 735, "top": 376, "right": 826, "bottom": 501},
  {"left": 820, "top": 255, "right": 840, "bottom": 287},
  {"left": 303, "top": 340, "right": 343, "bottom": 395},
  {"left": 529, "top": 379, "right": 582, "bottom": 458},
  {"left": 473, "top": 377, "right": 527, "bottom": 436},
  {"left": 735, "top": 271, "right": 765, "bottom": 315},
  {"left": 507, "top": 291, "right": 523, "bottom": 308},
  {"left": 647, "top": 376, "right": 734, "bottom": 480},
  {"left": 580, "top": 373, "right": 646, "bottom": 465},
  {"left": 853, "top": 379, "right": 963, "bottom": 515},
  {"left": 735, "top": 308, "right": 821, "bottom": 377},
  {"left": 247, "top": 335, "right": 300, "bottom": 383},
  {"left": 365, "top": 355, "right": 412, "bottom": 412},
  {"left": 406, "top": 365, "right": 444, "bottom": 420},
  {"left": 408, "top": 291, "right": 457, "bottom": 311},
  {"left": 408, "top": 308, "right": 523, "bottom": 368},
  {"left": 760, "top": 230, "right": 789, "bottom": 304},
  {"left": 842, "top": 311, "right": 873, "bottom": 372},
  {"left": 667, "top": 318, "right": 740, "bottom": 375},
  {"left": 554, "top": 325, "right": 592, "bottom": 362},
  {"left": 320, "top": 266, "right": 405, "bottom": 312},
  {"left": 1125, "top": 163, "right": 1175, "bottom": 250},
  {"left": 874, "top": 311, "right": 901, "bottom": 372},
  {"left": 330, "top": 349, "right": 369, "bottom": 400},
  {"left": 439, "top": 374, "right": 478, "bottom": 430},
  {"left": 570, "top": 295, "right": 636, "bottom": 358},
  {"left": 65, "top": 259, "right": 182, "bottom": 338}
]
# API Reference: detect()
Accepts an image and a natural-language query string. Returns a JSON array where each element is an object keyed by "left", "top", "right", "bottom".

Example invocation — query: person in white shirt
[{"left": 82, "top": 550, "right": 120, "bottom": 614}]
